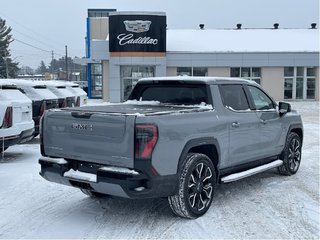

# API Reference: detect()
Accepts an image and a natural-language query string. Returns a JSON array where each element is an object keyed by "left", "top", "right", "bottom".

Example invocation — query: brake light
[
  {"left": 39, "top": 114, "right": 45, "bottom": 156},
  {"left": 1, "top": 107, "right": 13, "bottom": 129},
  {"left": 39, "top": 101, "right": 46, "bottom": 117},
  {"left": 75, "top": 96, "right": 80, "bottom": 107},
  {"left": 135, "top": 124, "right": 158, "bottom": 159},
  {"left": 61, "top": 99, "right": 67, "bottom": 108}
]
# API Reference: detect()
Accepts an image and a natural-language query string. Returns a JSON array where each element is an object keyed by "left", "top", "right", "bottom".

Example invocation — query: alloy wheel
[{"left": 187, "top": 162, "right": 213, "bottom": 212}]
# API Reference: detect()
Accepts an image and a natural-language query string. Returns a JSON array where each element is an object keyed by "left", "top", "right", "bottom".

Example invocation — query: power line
[
  {"left": 12, "top": 38, "right": 65, "bottom": 58},
  {"left": 0, "top": 12, "right": 83, "bottom": 57},
  {"left": 12, "top": 29, "right": 65, "bottom": 56},
  {"left": 13, "top": 38, "right": 51, "bottom": 53},
  {"left": 0, "top": 11, "right": 67, "bottom": 50}
]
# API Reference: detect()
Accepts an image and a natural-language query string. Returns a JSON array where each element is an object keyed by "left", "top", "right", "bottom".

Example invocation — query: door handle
[{"left": 232, "top": 122, "right": 240, "bottom": 128}]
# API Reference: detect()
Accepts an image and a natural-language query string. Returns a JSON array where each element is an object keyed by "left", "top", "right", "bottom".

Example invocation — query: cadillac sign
[{"left": 109, "top": 14, "right": 166, "bottom": 52}]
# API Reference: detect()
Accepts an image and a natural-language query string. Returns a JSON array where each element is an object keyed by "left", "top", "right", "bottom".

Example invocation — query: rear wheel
[
  {"left": 278, "top": 132, "right": 302, "bottom": 176},
  {"left": 168, "top": 153, "right": 216, "bottom": 219},
  {"left": 80, "top": 188, "right": 108, "bottom": 198}
]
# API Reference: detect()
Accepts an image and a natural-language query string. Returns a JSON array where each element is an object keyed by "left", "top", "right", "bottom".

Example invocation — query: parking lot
[{"left": 0, "top": 101, "right": 319, "bottom": 239}]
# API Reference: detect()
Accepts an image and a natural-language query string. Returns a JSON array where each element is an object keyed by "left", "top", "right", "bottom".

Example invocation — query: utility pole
[
  {"left": 65, "top": 45, "right": 68, "bottom": 81},
  {"left": 51, "top": 50, "right": 54, "bottom": 79}
]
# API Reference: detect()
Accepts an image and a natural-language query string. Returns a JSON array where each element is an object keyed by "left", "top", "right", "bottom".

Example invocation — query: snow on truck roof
[
  {"left": 138, "top": 76, "right": 258, "bottom": 85},
  {"left": 4, "top": 79, "right": 47, "bottom": 88},
  {"left": 0, "top": 79, "right": 17, "bottom": 88},
  {"left": 167, "top": 28, "right": 319, "bottom": 53}
]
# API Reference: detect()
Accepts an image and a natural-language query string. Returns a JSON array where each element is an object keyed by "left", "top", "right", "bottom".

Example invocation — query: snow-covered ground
[{"left": 0, "top": 101, "right": 319, "bottom": 239}]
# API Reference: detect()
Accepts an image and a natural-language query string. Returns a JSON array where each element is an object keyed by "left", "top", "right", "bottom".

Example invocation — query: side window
[
  {"left": 248, "top": 86, "right": 274, "bottom": 110},
  {"left": 219, "top": 85, "right": 250, "bottom": 111}
]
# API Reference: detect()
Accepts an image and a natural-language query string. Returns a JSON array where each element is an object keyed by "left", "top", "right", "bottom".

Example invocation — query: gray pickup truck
[{"left": 39, "top": 76, "right": 303, "bottom": 219}]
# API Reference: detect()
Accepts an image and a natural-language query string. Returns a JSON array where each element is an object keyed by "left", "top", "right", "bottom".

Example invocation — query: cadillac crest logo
[{"left": 124, "top": 20, "right": 152, "bottom": 33}]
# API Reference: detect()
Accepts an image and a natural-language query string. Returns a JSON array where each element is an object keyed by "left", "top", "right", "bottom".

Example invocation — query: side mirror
[{"left": 279, "top": 102, "right": 291, "bottom": 116}]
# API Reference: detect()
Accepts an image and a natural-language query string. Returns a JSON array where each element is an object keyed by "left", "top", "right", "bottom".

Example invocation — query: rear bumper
[
  {"left": 19, "top": 128, "right": 35, "bottom": 143},
  {"left": 0, "top": 135, "right": 20, "bottom": 148},
  {"left": 39, "top": 156, "right": 177, "bottom": 199},
  {"left": 0, "top": 128, "right": 34, "bottom": 148}
]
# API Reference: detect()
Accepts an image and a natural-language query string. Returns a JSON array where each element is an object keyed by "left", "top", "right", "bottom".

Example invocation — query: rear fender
[{"left": 178, "top": 137, "right": 221, "bottom": 179}]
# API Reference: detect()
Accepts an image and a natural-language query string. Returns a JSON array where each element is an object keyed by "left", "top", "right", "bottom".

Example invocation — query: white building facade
[{"left": 85, "top": 9, "right": 320, "bottom": 101}]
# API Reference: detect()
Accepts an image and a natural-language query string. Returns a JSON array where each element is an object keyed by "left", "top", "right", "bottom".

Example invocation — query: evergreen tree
[
  {"left": 36, "top": 60, "right": 47, "bottom": 74},
  {"left": 0, "top": 17, "right": 19, "bottom": 78},
  {"left": 49, "top": 56, "right": 86, "bottom": 81}
]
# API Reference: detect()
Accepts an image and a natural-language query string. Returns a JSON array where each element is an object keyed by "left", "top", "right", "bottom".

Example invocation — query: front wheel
[
  {"left": 278, "top": 132, "right": 302, "bottom": 176},
  {"left": 168, "top": 153, "right": 216, "bottom": 219}
]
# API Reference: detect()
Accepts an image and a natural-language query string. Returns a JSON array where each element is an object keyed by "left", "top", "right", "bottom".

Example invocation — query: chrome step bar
[{"left": 221, "top": 160, "right": 283, "bottom": 183}]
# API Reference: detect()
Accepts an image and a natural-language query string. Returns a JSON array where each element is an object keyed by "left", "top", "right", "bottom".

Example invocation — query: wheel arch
[
  {"left": 280, "top": 124, "right": 303, "bottom": 160},
  {"left": 178, "top": 137, "right": 221, "bottom": 179},
  {"left": 288, "top": 124, "right": 303, "bottom": 144}
]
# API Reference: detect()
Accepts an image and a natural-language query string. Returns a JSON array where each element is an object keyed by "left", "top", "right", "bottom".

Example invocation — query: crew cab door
[
  {"left": 219, "top": 84, "right": 262, "bottom": 167},
  {"left": 246, "top": 85, "right": 284, "bottom": 157}
]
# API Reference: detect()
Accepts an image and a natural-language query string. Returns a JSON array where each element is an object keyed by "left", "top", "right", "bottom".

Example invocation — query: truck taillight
[
  {"left": 39, "top": 101, "right": 46, "bottom": 117},
  {"left": 135, "top": 124, "right": 158, "bottom": 159},
  {"left": 1, "top": 107, "right": 13, "bottom": 129},
  {"left": 75, "top": 96, "right": 80, "bottom": 107}
]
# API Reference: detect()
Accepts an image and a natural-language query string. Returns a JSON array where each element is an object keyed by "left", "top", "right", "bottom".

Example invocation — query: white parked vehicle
[
  {"left": 38, "top": 81, "right": 76, "bottom": 108},
  {"left": 63, "top": 81, "right": 87, "bottom": 106},
  {"left": 0, "top": 80, "right": 34, "bottom": 153},
  {"left": 5, "top": 79, "right": 60, "bottom": 136}
]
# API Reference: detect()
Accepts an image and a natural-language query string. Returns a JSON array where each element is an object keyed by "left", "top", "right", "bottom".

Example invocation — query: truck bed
[
  {"left": 67, "top": 103, "right": 212, "bottom": 116},
  {"left": 42, "top": 103, "right": 212, "bottom": 169}
]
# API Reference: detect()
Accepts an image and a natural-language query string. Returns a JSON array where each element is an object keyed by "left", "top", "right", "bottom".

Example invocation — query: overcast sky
[{"left": 0, "top": 0, "right": 319, "bottom": 69}]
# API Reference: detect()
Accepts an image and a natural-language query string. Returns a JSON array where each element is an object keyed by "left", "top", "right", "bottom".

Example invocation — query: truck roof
[
  {"left": 0, "top": 79, "right": 17, "bottom": 88},
  {"left": 138, "top": 76, "right": 258, "bottom": 85},
  {"left": 5, "top": 79, "right": 47, "bottom": 88}
]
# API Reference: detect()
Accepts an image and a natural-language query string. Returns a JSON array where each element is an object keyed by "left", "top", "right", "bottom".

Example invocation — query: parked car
[
  {"left": 6, "top": 79, "right": 59, "bottom": 136},
  {"left": 39, "top": 76, "right": 303, "bottom": 219},
  {"left": 39, "top": 81, "right": 75, "bottom": 108},
  {"left": 58, "top": 81, "right": 87, "bottom": 106},
  {"left": 0, "top": 80, "right": 34, "bottom": 153}
]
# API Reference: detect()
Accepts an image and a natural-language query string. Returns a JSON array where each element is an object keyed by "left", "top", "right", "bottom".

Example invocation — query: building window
[
  {"left": 307, "top": 67, "right": 316, "bottom": 99},
  {"left": 230, "top": 67, "right": 261, "bottom": 84},
  {"left": 284, "top": 67, "right": 316, "bottom": 100},
  {"left": 91, "top": 64, "right": 102, "bottom": 98},
  {"left": 120, "top": 66, "right": 155, "bottom": 101},
  {"left": 177, "top": 67, "right": 208, "bottom": 76}
]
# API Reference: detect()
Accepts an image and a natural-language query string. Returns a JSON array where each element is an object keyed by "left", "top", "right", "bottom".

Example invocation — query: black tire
[
  {"left": 80, "top": 188, "right": 108, "bottom": 198},
  {"left": 168, "top": 153, "right": 216, "bottom": 219},
  {"left": 278, "top": 132, "right": 302, "bottom": 176}
]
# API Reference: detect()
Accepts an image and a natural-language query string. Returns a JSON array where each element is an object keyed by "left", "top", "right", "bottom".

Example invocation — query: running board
[{"left": 221, "top": 160, "right": 283, "bottom": 183}]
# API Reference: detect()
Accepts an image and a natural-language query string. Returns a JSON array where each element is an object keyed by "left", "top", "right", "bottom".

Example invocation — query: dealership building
[{"left": 85, "top": 9, "right": 319, "bottom": 101}]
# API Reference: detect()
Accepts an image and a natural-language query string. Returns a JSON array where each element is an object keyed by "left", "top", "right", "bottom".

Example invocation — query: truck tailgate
[{"left": 42, "top": 110, "right": 135, "bottom": 168}]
